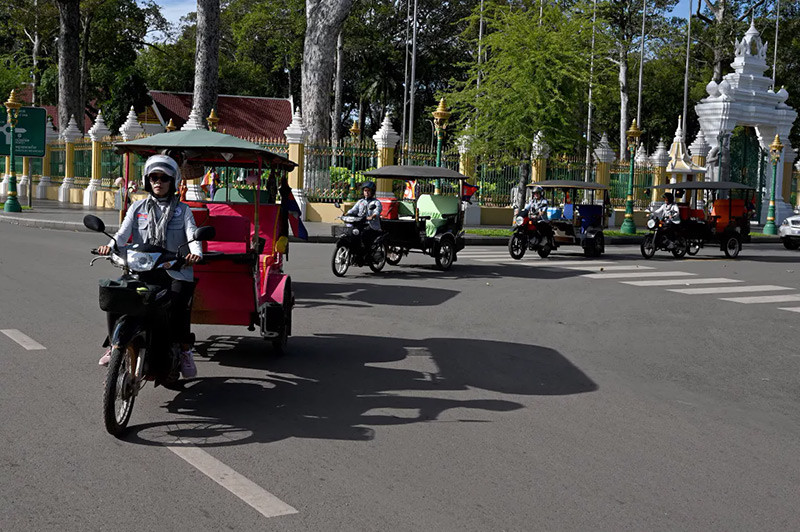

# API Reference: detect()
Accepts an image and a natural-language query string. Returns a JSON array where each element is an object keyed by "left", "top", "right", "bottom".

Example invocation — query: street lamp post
[
  {"left": 620, "top": 119, "right": 642, "bottom": 234},
  {"left": 347, "top": 120, "right": 360, "bottom": 201},
  {"left": 4, "top": 90, "right": 22, "bottom": 212},
  {"left": 764, "top": 134, "right": 783, "bottom": 235},
  {"left": 432, "top": 97, "right": 451, "bottom": 195}
]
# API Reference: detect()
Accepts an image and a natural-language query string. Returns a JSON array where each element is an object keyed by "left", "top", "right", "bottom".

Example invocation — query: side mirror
[
  {"left": 334, "top": 201, "right": 341, "bottom": 209},
  {"left": 194, "top": 226, "right": 216, "bottom": 242},
  {"left": 83, "top": 215, "right": 106, "bottom": 233}
]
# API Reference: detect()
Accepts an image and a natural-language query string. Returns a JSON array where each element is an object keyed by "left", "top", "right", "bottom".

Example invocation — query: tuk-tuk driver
[
  {"left": 524, "top": 185, "right": 549, "bottom": 219},
  {"left": 346, "top": 181, "right": 383, "bottom": 245},
  {"left": 652, "top": 191, "right": 681, "bottom": 247}
]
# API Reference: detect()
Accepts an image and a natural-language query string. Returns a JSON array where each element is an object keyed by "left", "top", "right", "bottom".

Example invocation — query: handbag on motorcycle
[{"left": 98, "top": 279, "right": 155, "bottom": 316}]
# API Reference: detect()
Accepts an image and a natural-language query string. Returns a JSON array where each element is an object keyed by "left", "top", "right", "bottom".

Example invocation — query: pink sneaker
[
  {"left": 98, "top": 348, "right": 112, "bottom": 366},
  {"left": 180, "top": 350, "right": 197, "bottom": 378}
]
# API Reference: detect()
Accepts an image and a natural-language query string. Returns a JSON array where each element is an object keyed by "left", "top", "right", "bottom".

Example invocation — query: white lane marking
[
  {"left": 474, "top": 259, "right": 616, "bottom": 266},
  {"left": 565, "top": 265, "right": 655, "bottom": 271},
  {"left": 167, "top": 443, "right": 298, "bottom": 519},
  {"left": 668, "top": 285, "right": 794, "bottom": 295},
  {"left": 582, "top": 271, "right": 696, "bottom": 279},
  {"left": 720, "top": 294, "right": 800, "bottom": 304},
  {"left": 0, "top": 329, "right": 46, "bottom": 350},
  {"left": 779, "top": 307, "right": 800, "bottom": 313},
  {"left": 622, "top": 277, "right": 742, "bottom": 287}
]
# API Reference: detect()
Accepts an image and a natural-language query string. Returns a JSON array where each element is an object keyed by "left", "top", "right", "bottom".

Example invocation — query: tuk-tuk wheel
[
  {"left": 687, "top": 242, "right": 701, "bottom": 255},
  {"left": 386, "top": 246, "right": 404, "bottom": 265},
  {"left": 723, "top": 235, "right": 741, "bottom": 259},
  {"left": 436, "top": 239, "right": 455, "bottom": 270},
  {"left": 537, "top": 244, "right": 552, "bottom": 259},
  {"left": 671, "top": 236, "right": 688, "bottom": 259}
]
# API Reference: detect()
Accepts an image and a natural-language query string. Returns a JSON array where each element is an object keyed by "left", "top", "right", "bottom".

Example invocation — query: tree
[
  {"left": 194, "top": 0, "right": 220, "bottom": 121},
  {"left": 55, "top": 0, "right": 82, "bottom": 132},
  {"left": 302, "top": 0, "right": 356, "bottom": 142}
]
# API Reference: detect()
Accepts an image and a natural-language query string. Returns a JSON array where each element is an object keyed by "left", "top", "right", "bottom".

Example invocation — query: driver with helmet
[
  {"left": 345, "top": 181, "right": 383, "bottom": 244},
  {"left": 651, "top": 191, "right": 681, "bottom": 248},
  {"left": 524, "top": 185, "right": 549, "bottom": 219}
]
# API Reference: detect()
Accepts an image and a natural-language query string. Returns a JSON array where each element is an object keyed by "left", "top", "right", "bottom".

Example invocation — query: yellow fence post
[
  {"left": 372, "top": 114, "right": 400, "bottom": 205},
  {"left": 84, "top": 110, "right": 111, "bottom": 206},
  {"left": 530, "top": 131, "right": 549, "bottom": 183},
  {"left": 689, "top": 131, "right": 710, "bottom": 183},
  {"left": 283, "top": 108, "right": 307, "bottom": 219},
  {"left": 592, "top": 133, "right": 615, "bottom": 187},
  {"left": 650, "top": 141, "right": 669, "bottom": 203},
  {"left": 58, "top": 116, "right": 82, "bottom": 203}
]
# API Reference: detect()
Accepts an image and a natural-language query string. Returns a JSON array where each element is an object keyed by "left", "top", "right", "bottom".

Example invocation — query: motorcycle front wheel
[
  {"left": 640, "top": 234, "right": 656, "bottom": 259},
  {"left": 368, "top": 243, "right": 387, "bottom": 273},
  {"left": 537, "top": 243, "right": 552, "bottom": 259},
  {"left": 331, "top": 243, "right": 350, "bottom": 277},
  {"left": 103, "top": 344, "right": 138, "bottom": 437},
  {"left": 508, "top": 233, "right": 527, "bottom": 260}
]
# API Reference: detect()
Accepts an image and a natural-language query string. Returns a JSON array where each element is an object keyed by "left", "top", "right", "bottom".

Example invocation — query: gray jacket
[
  {"left": 109, "top": 198, "right": 202, "bottom": 282},
  {"left": 347, "top": 198, "right": 383, "bottom": 231}
]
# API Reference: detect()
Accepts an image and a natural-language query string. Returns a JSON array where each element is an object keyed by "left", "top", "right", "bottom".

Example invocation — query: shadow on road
[
  {"left": 294, "top": 281, "right": 460, "bottom": 308},
  {"left": 125, "top": 334, "right": 597, "bottom": 447}
]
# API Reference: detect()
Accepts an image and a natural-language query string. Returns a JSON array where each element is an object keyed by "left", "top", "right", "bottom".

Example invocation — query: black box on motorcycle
[
  {"left": 331, "top": 225, "right": 347, "bottom": 237},
  {"left": 98, "top": 279, "right": 152, "bottom": 316}
]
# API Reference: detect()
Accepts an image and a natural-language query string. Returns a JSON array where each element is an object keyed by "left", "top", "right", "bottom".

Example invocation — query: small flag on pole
[{"left": 461, "top": 182, "right": 479, "bottom": 203}]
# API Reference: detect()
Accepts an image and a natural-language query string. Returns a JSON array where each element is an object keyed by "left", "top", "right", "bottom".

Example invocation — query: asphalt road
[{"left": 1, "top": 223, "right": 798, "bottom": 531}]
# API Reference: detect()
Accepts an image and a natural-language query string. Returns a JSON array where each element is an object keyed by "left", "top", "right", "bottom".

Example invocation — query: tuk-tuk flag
[
  {"left": 403, "top": 180, "right": 417, "bottom": 200},
  {"left": 284, "top": 189, "right": 309, "bottom": 240},
  {"left": 461, "top": 182, "right": 479, "bottom": 203}
]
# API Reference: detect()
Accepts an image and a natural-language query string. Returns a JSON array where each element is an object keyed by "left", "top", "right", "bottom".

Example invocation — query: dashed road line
[
  {"left": 668, "top": 285, "right": 794, "bottom": 295},
  {"left": 582, "top": 271, "right": 695, "bottom": 279},
  {"left": 1, "top": 329, "right": 46, "bottom": 350},
  {"left": 719, "top": 294, "right": 800, "bottom": 304},
  {"left": 564, "top": 265, "right": 655, "bottom": 272},
  {"left": 168, "top": 442, "right": 298, "bottom": 519},
  {"left": 621, "top": 277, "right": 742, "bottom": 287},
  {"left": 778, "top": 307, "right": 800, "bottom": 313}
]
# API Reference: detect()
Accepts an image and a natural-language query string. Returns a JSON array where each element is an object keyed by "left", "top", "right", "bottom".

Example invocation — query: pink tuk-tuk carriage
[{"left": 115, "top": 129, "right": 298, "bottom": 353}]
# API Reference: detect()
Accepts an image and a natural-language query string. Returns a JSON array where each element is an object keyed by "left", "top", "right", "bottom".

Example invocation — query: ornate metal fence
[
  {"left": 304, "top": 139, "right": 378, "bottom": 203},
  {"left": 546, "top": 154, "right": 593, "bottom": 181},
  {"left": 609, "top": 161, "right": 654, "bottom": 209}
]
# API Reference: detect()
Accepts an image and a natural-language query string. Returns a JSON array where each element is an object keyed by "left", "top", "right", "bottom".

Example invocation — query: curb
[{"left": 1, "top": 214, "right": 783, "bottom": 245}]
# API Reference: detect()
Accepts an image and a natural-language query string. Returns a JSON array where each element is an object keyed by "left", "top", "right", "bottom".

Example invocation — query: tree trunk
[
  {"left": 31, "top": 28, "right": 41, "bottom": 107},
  {"left": 193, "top": 0, "right": 220, "bottom": 122},
  {"left": 618, "top": 47, "right": 628, "bottom": 161},
  {"left": 516, "top": 158, "right": 530, "bottom": 209},
  {"left": 80, "top": 13, "right": 92, "bottom": 124},
  {"left": 302, "top": 0, "right": 355, "bottom": 143},
  {"left": 55, "top": 0, "right": 81, "bottom": 133},
  {"left": 331, "top": 30, "right": 344, "bottom": 146}
]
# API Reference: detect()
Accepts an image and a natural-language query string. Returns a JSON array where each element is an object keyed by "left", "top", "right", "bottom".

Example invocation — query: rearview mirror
[
  {"left": 334, "top": 201, "right": 341, "bottom": 209},
  {"left": 83, "top": 215, "right": 105, "bottom": 233},
  {"left": 194, "top": 226, "right": 216, "bottom": 242}
]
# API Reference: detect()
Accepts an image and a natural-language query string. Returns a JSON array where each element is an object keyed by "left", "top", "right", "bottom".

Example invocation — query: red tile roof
[{"left": 149, "top": 91, "right": 292, "bottom": 140}]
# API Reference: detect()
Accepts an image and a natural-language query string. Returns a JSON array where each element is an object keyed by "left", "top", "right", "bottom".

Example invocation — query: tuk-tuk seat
[
  {"left": 562, "top": 203, "right": 574, "bottom": 220},
  {"left": 546, "top": 207, "right": 562, "bottom": 220},
  {"left": 576, "top": 204, "right": 603, "bottom": 231},
  {"left": 710, "top": 199, "right": 745, "bottom": 231},
  {"left": 200, "top": 214, "right": 251, "bottom": 254},
  {"left": 398, "top": 200, "right": 416, "bottom": 219},
  {"left": 417, "top": 194, "right": 459, "bottom": 237}
]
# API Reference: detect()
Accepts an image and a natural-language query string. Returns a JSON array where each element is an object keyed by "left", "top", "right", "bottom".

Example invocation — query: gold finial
[
  {"left": 207, "top": 108, "right": 219, "bottom": 131},
  {"left": 165, "top": 118, "right": 177, "bottom": 132},
  {"left": 432, "top": 97, "right": 451, "bottom": 130},
  {"left": 769, "top": 134, "right": 783, "bottom": 161},
  {"left": 626, "top": 119, "right": 642, "bottom": 142},
  {"left": 349, "top": 119, "right": 360, "bottom": 138},
  {"left": 5, "top": 89, "right": 22, "bottom": 113}
]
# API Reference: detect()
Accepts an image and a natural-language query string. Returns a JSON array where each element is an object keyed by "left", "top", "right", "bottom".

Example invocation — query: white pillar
[
  {"left": 84, "top": 110, "right": 111, "bottom": 206},
  {"left": 284, "top": 108, "right": 308, "bottom": 220},
  {"left": 372, "top": 114, "right": 400, "bottom": 200},
  {"left": 180, "top": 107, "right": 207, "bottom": 201},
  {"left": 58, "top": 116, "right": 82, "bottom": 203},
  {"left": 36, "top": 117, "right": 60, "bottom": 199}
]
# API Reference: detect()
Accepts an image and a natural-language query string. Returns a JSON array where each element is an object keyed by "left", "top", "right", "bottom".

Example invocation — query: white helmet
[{"left": 143, "top": 154, "right": 181, "bottom": 194}]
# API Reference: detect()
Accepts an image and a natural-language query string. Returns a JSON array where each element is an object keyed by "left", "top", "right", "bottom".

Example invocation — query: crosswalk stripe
[
  {"left": 621, "top": 277, "right": 742, "bottom": 287},
  {"left": 583, "top": 271, "right": 695, "bottom": 279},
  {"left": 0, "top": 329, "right": 46, "bottom": 350},
  {"left": 779, "top": 307, "right": 800, "bottom": 313},
  {"left": 720, "top": 294, "right": 800, "bottom": 304},
  {"left": 564, "top": 265, "right": 655, "bottom": 272},
  {"left": 668, "top": 285, "right": 794, "bottom": 295},
  {"left": 474, "top": 259, "right": 616, "bottom": 266}
]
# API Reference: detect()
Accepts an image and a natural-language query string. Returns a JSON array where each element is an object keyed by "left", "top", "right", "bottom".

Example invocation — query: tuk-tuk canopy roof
[
  {"left": 651, "top": 180, "right": 754, "bottom": 191},
  {"left": 114, "top": 129, "right": 296, "bottom": 170},
  {"left": 364, "top": 165, "right": 470, "bottom": 180},
  {"left": 528, "top": 180, "right": 609, "bottom": 190}
]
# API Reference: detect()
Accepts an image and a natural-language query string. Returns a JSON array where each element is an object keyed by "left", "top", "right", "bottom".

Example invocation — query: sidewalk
[{"left": 0, "top": 199, "right": 780, "bottom": 245}]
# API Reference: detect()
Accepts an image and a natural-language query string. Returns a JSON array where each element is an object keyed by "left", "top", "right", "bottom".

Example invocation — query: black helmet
[
  {"left": 361, "top": 181, "right": 376, "bottom": 191},
  {"left": 662, "top": 192, "right": 674, "bottom": 203},
  {"left": 532, "top": 185, "right": 543, "bottom": 195}
]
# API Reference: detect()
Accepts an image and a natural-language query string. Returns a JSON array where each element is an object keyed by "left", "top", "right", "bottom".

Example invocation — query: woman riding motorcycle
[{"left": 96, "top": 154, "right": 202, "bottom": 378}]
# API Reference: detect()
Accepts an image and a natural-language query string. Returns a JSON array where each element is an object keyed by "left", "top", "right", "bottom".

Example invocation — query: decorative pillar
[
  {"left": 58, "top": 116, "right": 82, "bottom": 203},
  {"left": 620, "top": 119, "right": 642, "bottom": 234},
  {"left": 689, "top": 130, "right": 710, "bottom": 181},
  {"left": 283, "top": 108, "right": 307, "bottom": 220},
  {"left": 795, "top": 159, "right": 800, "bottom": 208},
  {"left": 1, "top": 156, "right": 9, "bottom": 197},
  {"left": 372, "top": 113, "right": 400, "bottom": 199},
  {"left": 84, "top": 110, "right": 111, "bottom": 206},
  {"left": 119, "top": 107, "right": 145, "bottom": 219},
  {"left": 592, "top": 133, "right": 614, "bottom": 187},
  {"left": 530, "top": 131, "right": 550, "bottom": 183},
  {"left": 458, "top": 136, "right": 476, "bottom": 179},
  {"left": 649, "top": 141, "right": 669, "bottom": 203},
  {"left": 2, "top": 90, "right": 22, "bottom": 211},
  {"left": 180, "top": 107, "right": 206, "bottom": 201},
  {"left": 764, "top": 134, "right": 783, "bottom": 235},
  {"left": 781, "top": 144, "right": 796, "bottom": 202},
  {"left": 18, "top": 158, "right": 30, "bottom": 198},
  {"left": 37, "top": 117, "right": 59, "bottom": 198},
  {"left": 634, "top": 143, "right": 648, "bottom": 203}
]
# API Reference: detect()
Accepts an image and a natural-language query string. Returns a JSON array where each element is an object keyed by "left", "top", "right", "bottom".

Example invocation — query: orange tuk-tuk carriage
[{"left": 115, "top": 130, "right": 298, "bottom": 352}]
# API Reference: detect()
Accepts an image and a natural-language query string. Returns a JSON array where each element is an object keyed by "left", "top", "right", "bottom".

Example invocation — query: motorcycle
[
  {"left": 508, "top": 210, "right": 557, "bottom": 259},
  {"left": 640, "top": 215, "right": 688, "bottom": 259},
  {"left": 83, "top": 214, "right": 215, "bottom": 436},
  {"left": 331, "top": 215, "right": 387, "bottom": 277}
]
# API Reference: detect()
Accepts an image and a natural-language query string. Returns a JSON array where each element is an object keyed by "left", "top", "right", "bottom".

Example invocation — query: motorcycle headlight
[
  {"left": 352, "top": 228, "right": 360, "bottom": 236},
  {"left": 126, "top": 250, "right": 159, "bottom": 272},
  {"left": 515, "top": 216, "right": 524, "bottom": 226},
  {"left": 647, "top": 218, "right": 656, "bottom": 229}
]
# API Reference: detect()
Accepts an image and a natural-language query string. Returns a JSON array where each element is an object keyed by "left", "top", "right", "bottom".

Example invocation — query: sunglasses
[{"left": 148, "top": 174, "right": 171, "bottom": 183}]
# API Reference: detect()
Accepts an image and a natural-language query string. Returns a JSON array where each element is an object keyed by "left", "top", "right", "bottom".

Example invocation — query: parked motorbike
[
  {"left": 640, "top": 216, "right": 688, "bottom": 259},
  {"left": 508, "top": 210, "right": 557, "bottom": 259},
  {"left": 331, "top": 215, "right": 387, "bottom": 277},
  {"left": 83, "top": 214, "right": 215, "bottom": 436}
]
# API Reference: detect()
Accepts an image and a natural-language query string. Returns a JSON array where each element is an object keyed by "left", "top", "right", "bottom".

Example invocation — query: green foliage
[{"left": 0, "top": 54, "right": 28, "bottom": 99}]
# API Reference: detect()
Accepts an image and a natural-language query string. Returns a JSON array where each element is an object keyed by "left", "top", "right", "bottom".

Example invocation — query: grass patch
[
  {"left": 603, "top": 230, "right": 648, "bottom": 237},
  {"left": 466, "top": 228, "right": 512, "bottom": 237},
  {"left": 0, "top": 203, "right": 32, "bottom": 210}
]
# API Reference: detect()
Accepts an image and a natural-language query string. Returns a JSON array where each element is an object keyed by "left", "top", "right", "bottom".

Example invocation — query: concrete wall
[
  {"left": 480, "top": 206, "right": 513, "bottom": 226},
  {"left": 306, "top": 202, "right": 343, "bottom": 223}
]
